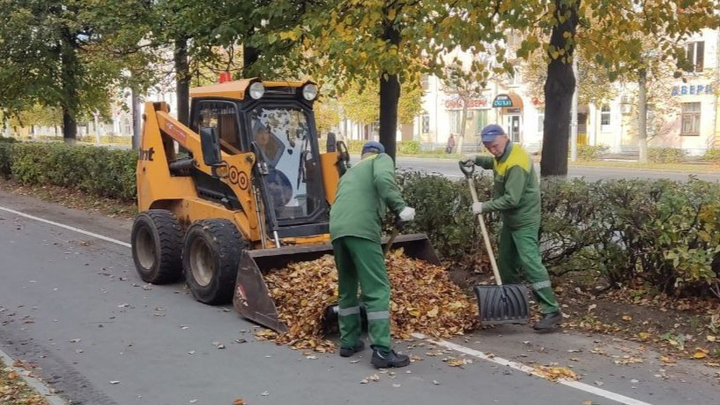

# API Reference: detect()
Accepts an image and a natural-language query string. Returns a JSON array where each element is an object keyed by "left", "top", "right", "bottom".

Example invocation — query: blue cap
[
  {"left": 480, "top": 124, "right": 505, "bottom": 142},
  {"left": 362, "top": 141, "right": 385, "bottom": 155}
]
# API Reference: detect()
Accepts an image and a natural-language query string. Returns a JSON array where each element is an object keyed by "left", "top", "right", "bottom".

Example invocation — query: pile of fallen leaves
[
  {"left": 255, "top": 250, "right": 477, "bottom": 351},
  {"left": 0, "top": 359, "right": 49, "bottom": 405}
]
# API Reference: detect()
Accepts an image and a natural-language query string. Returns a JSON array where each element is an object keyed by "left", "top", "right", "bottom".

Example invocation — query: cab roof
[{"left": 189, "top": 79, "right": 306, "bottom": 100}]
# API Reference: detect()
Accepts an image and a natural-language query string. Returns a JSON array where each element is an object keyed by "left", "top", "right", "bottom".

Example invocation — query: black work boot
[
  {"left": 532, "top": 311, "right": 562, "bottom": 332},
  {"left": 339, "top": 341, "right": 365, "bottom": 357},
  {"left": 371, "top": 349, "right": 410, "bottom": 368}
]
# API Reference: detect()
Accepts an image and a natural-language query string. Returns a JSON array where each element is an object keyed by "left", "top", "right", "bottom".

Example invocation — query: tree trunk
[
  {"left": 243, "top": 44, "right": 260, "bottom": 77},
  {"left": 60, "top": 29, "right": 79, "bottom": 143},
  {"left": 132, "top": 86, "right": 142, "bottom": 149},
  {"left": 378, "top": 23, "right": 401, "bottom": 161},
  {"left": 456, "top": 101, "right": 468, "bottom": 154},
  {"left": 174, "top": 37, "right": 190, "bottom": 126},
  {"left": 540, "top": 0, "right": 580, "bottom": 177},
  {"left": 379, "top": 73, "right": 400, "bottom": 161},
  {"left": 637, "top": 68, "right": 648, "bottom": 163},
  {"left": 62, "top": 108, "right": 77, "bottom": 144}
]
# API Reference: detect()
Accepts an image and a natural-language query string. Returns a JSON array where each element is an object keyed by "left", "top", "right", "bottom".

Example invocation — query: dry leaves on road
[
  {"left": 533, "top": 365, "right": 579, "bottom": 382},
  {"left": 0, "top": 359, "right": 49, "bottom": 405},
  {"left": 255, "top": 251, "right": 477, "bottom": 351}
]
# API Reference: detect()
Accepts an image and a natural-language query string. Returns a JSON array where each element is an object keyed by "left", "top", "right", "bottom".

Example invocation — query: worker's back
[{"left": 330, "top": 153, "right": 404, "bottom": 243}]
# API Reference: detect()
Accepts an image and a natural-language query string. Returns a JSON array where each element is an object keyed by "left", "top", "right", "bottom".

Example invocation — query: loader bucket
[{"left": 233, "top": 233, "right": 439, "bottom": 332}]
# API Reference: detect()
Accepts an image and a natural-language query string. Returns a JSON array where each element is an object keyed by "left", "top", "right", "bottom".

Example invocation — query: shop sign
[
  {"left": 671, "top": 84, "right": 713, "bottom": 96},
  {"left": 492, "top": 94, "right": 513, "bottom": 107},
  {"left": 444, "top": 98, "right": 489, "bottom": 109}
]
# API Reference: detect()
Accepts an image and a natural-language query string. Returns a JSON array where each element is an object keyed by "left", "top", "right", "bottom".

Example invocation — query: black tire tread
[
  {"left": 132, "top": 209, "right": 183, "bottom": 284},
  {"left": 183, "top": 219, "right": 247, "bottom": 304}
]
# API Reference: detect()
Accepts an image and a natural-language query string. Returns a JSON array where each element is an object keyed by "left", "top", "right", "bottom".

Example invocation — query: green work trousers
[
  {"left": 332, "top": 236, "right": 391, "bottom": 352},
  {"left": 497, "top": 225, "right": 560, "bottom": 314}
]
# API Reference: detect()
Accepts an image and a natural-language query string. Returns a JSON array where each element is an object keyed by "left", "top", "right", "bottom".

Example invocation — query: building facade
[{"left": 414, "top": 28, "right": 720, "bottom": 156}]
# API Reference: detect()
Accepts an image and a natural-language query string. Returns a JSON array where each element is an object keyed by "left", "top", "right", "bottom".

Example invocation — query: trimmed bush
[
  {"left": 393, "top": 172, "right": 720, "bottom": 298},
  {"left": 576, "top": 144, "right": 609, "bottom": 161},
  {"left": 648, "top": 147, "right": 685, "bottom": 164},
  {"left": 397, "top": 141, "right": 420, "bottom": 155},
  {"left": 345, "top": 140, "right": 420, "bottom": 155},
  {"left": 4, "top": 142, "right": 136, "bottom": 201},
  {"left": 703, "top": 148, "right": 720, "bottom": 164},
  {"left": 1, "top": 141, "right": 718, "bottom": 299}
]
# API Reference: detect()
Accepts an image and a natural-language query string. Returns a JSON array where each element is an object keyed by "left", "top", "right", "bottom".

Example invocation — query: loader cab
[{"left": 189, "top": 80, "right": 330, "bottom": 240}]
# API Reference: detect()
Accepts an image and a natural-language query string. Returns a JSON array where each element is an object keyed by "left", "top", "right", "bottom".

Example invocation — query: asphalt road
[
  {"left": 1, "top": 190, "right": 719, "bottom": 405},
  {"left": 389, "top": 156, "right": 720, "bottom": 182}
]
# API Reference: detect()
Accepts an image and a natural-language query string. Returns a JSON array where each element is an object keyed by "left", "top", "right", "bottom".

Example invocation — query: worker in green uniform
[
  {"left": 461, "top": 124, "right": 562, "bottom": 331},
  {"left": 330, "top": 141, "right": 416, "bottom": 368}
]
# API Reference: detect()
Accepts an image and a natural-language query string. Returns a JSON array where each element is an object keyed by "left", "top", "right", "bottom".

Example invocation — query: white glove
[
  {"left": 399, "top": 206, "right": 416, "bottom": 221},
  {"left": 471, "top": 202, "right": 483, "bottom": 215}
]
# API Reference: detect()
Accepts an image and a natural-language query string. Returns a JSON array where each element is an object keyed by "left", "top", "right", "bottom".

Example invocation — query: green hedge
[
  {"left": 576, "top": 144, "right": 609, "bottom": 161},
  {"left": 1, "top": 141, "right": 718, "bottom": 299},
  {"left": 1, "top": 142, "right": 136, "bottom": 201},
  {"left": 396, "top": 172, "right": 720, "bottom": 299},
  {"left": 345, "top": 140, "right": 420, "bottom": 155},
  {"left": 703, "top": 148, "right": 720, "bottom": 164},
  {"left": 648, "top": 147, "right": 686, "bottom": 164}
]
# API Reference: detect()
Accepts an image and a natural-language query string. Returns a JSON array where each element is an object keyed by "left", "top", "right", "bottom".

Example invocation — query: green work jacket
[
  {"left": 474, "top": 142, "right": 541, "bottom": 229},
  {"left": 329, "top": 153, "right": 406, "bottom": 243}
]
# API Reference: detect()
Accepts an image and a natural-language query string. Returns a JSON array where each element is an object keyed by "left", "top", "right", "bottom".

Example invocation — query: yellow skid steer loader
[{"left": 131, "top": 78, "right": 440, "bottom": 332}]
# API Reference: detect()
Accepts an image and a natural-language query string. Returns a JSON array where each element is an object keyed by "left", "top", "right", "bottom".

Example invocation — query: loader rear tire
[
  {"left": 183, "top": 219, "right": 246, "bottom": 305},
  {"left": 131, "top": 210, "right": 183, "bottom": 284}
]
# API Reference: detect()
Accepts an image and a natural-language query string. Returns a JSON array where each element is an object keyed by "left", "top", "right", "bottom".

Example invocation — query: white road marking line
[
  {"left": 412, "top": 333, "right": 655, "bottom": 405},
  {"left": 0, "top": 204, "right": 657, "bottom": 405},
  {"left": 0, "top": 348, "right": 69, "bottom": 405},
  {"left": 0, "top": 206, "right": 131, "bottom": 248}
]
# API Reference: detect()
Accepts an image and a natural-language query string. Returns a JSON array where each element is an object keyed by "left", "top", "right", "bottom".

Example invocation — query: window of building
[
  {"left": 685, "top": 41, "right": 704, "bottom": 73},
  {"left": 421, "top": 75, "right": 429, "bottom": 90},
  {"left": 448, "top": 109, "right": 488, "bottom": 138},
  {"left": 421, "top": 113, "right": 430, "bottom": 134},
  {"left": 681, "top": 102, "right": 701, "bottom": 136},
  {"left": 600, "top": 105, "right": 611, "bottom": 132},
  {"left": 537, "top": 112, "right": 544, "bottom": 134}
]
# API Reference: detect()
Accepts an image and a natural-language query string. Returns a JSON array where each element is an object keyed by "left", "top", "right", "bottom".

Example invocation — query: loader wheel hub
[
  {"left": 135, "top": 227, "right": 156, "bottom": 269},
  {"left": 189, "top": 238, "right": 214, "bottom": 287}
]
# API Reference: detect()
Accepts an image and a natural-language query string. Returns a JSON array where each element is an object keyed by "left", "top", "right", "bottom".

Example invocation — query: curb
[{"left": 0, "top": 348, "right": 68, "bottom": 405}]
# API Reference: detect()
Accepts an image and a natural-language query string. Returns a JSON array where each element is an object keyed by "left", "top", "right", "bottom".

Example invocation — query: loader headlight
[
  {"left": 249, "top": 82, "right": 265, "bottom": 100},
  {"left": 302, "top": 83, "right": 318, "bottom": 101}
]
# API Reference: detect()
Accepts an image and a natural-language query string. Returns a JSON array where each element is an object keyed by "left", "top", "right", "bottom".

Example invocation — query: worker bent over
[
  {"left": 461, "top": 124, "right": 562, "bottom": 331},
  {"left": 329, "top": 141, "right": 416, "bottom": 367}
]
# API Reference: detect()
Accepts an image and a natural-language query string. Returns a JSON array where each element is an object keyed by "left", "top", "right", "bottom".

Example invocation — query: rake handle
[{"left": 466, "top": 177, "right": 503, "bottom": 286}]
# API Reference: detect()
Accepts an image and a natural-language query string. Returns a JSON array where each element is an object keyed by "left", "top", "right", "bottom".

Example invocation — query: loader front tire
[
  {"left": 183, "top": 219, "right": 245, "bottom": 305},
  {"left": 131, "top": 210, "right": 183, "bottom": 284}
]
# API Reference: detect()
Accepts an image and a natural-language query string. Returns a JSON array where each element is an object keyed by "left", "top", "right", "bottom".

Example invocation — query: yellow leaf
[
  {"left": 408, "top": 309, "right": 420, "bottom": 317},
  {"left": 622, "top": 315, "right": 632, "bottom": 322},
  {"left": 427, "top": 307, "right": 439, "bottom": 318},
  {"left": 707, "top": 335, "right": 717, "bottom": 342},
  {"left": 582, "top": 401, "right": 593, "bottom": 405},
  {"left": 692, "top": 350, "right": 708, "bottom": 359},
  {"left": 637, "top": 332, "right": 649, "bottom": 341}
]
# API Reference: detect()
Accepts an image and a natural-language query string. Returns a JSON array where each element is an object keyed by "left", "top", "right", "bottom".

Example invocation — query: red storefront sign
[{"left": 445, "top": 98, "right": 489, "bottom": 109}]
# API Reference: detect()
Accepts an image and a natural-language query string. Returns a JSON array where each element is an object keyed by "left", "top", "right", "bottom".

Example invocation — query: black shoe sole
[
  {"left": 339, "top": 344, "right": 364, "bottom": 357},
  {"left": 371, "top": 358, "right": 410, "bottom": 368},
  {"left": 533, "top": 323, "right": 562, "bottom": 333}
]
